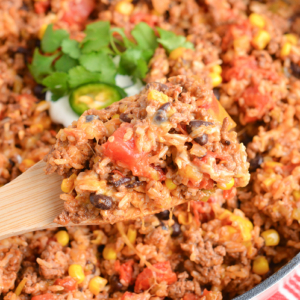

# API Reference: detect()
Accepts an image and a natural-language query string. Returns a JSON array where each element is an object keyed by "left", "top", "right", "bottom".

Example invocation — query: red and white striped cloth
[{"left": 268, "top": 269, "right": 300, "bottom": 300}]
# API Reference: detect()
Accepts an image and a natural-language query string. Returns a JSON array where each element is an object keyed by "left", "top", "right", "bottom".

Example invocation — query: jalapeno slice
[{"left": 69, "top": 83, "right": 126, "bottom": 116}]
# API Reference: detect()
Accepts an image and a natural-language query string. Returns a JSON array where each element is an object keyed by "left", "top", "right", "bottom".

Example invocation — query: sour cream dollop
[{"left": 46, "top": 75, "right": 144, "bottom": 128}]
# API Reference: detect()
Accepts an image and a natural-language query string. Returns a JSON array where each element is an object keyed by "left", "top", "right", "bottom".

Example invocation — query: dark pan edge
[{"left": 233, "top": 251, "right": 300, "bottom": 300}]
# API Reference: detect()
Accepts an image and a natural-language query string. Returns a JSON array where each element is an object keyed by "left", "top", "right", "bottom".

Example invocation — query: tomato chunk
[
  {"left": 34, "top": 0, "right": 50, "bottom": 14},
  {"left": 130, "top": 13, "right": 158, "bottom": 27},
  {"left": 115, "top": 260, "right": 134, "bottom": 285},
  {"left": 134, "top": 261, "right": 177, "bottom": 293},
  {"left": 183, "top": 293, "right": 198, "bottom": 300},
  {"left": 241, "top": 85, "right": 273, "bottom": 123},
  {"left": 61, "top": 0, "right": 95, "bottom": 26},
  {"left": 121, "top": 292, "right": 149, "bottom": 300},
  {"left": 54, "top": 277, "right": 77, "bottom": 291},
  {"left": 102, "top": 124, "right": 151, "bottom": 178},
  {"left": 32, "top": 294, "right": 55, "bottom": 300}
]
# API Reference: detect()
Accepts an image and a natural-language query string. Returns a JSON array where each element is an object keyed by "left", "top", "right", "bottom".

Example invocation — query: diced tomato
[
  {"left": 134, "top": 261, "right": 177, "bottom": 293},
  {"left": 130, "top": 13, "right": 158, "bottom": 27},
  {"left": 191, "top": 201, "right": 214, "bottom": 224},
  {"left": 102, "top": 124, "right": 152, "bottom": 178},
  {"left": 183, "top": 293, "right": 198, "bottom": 300},
  {"left": 223, "top": 57, "right": 257, "bottom": 82},
  {"left": 121, "top": 292, "right": 149, "bottom": 300},
  {"left": 34, "top": 0, "right": 50, "bottom": 14},
  {"left": 115, "top": 260, "right": 134, "bottom": 285},
  {"left": 241, "top": 85, "right": 273, "bottom": 123},
  {"left": 32, "top": 294, "right": 55, "bottom": 300},
  {"left": 222, "top": 21, "right": 252, "bottom": 51},
  {"left": 47, "top": 237, "right": 57, "bottom": 245},
  {"left": 134, "top": 268, "right": 153, "bottom": 293},
  {"left": 61, "top": 0, "right": 95, "bottom": 26},
  {"left": 223, "top": 187, "right": 236, "bottom": 200},
  {"left": 187, "top": 177, "right": 214, "bottom": 190},
  {"left": 54, "top": 277, "right": 77, "bottom": 292}
]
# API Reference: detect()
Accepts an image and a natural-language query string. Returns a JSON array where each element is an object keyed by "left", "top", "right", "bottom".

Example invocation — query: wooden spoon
[
  {"left": 0, "top": 161, "right": 187, "bottom": 240},
  {"left": 0, "top": 161, "right": 64, "bottom": 240}
]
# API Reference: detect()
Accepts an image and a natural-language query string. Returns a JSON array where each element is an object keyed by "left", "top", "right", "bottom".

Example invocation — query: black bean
[
  {"left": 126, "top": 181, "right": 144, "bottom": 188},
  {"left": 35, "top": 39, "right": 41, "bottom": 48},
  {"left": 223, "top": 140, "right": 231, "bottom": 146},
  {"left": 90, "top": 194, "right": 113, "bottom": 210},
  {"left": 20, "top": 3, "right": 29, "bottom": 11},
  {"left": 113, "top": 177, "right": 131, "bottom": 188},
  {"left": 119, "top": 113, "right": 132, "bottom": 123},
  {"left": 291, "top": 62, "right": 300, "bottom": 79},
  {"left": 16, "top": 47, "right": 30, "bottom": 55},
  {"left": 194, "top": 134, "right": 208, "bottom": 146},
  {"left": 240, "top": 132, "right": 252, "bottom": 146},
  {"left": 8, "top": 158, "right": 15, "bottom": 167},
  {"left": 213, "top": 88, "right": 220, "bottom": 100},
  {"left": 153, "top": 110, "right": 167, "bottom": 124},
  {"left": 33, "top": 84, "right": 46, "bottom": 100},
  {"left": 86, "top": 115, "right": 99, "bottom": 123},
  {"left": 110, "top": 275, "right": 123, "bottom": 291},
  {"left": 186, "top": 120, "right": 213, "bottom": 134},
  {"left": 158, "top": 102, "right": 171, "bottom": 111},
  {"left": 171, "top": 222, "right": 181, "bottom": 237},
  {"left": 97, "top": 245, "right": 105, "bottom": 253},
  {"left": 160, "top": 221, "right": 169, "bottom": 230},
  {"left": 156, "top": 210, "right": 170, "bottom": 220},
  {"left": 249, "top": 154, "right": 263, "bottom": 173},
  {"left": 175, "top": 261, "right": 185, "bottom": 273}
]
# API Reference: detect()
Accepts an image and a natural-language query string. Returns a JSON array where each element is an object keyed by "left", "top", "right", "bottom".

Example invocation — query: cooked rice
[{"left": 2, "top": 1, "right": 300, "bottom": 300}]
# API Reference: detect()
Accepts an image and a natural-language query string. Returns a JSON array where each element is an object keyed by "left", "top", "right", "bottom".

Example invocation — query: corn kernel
[
  {"left": 55, "top": 230, "right": 69, "bottom": 246},
  {"left": 127, "top": 225, "right": 137, "bottom": 244},
  {"left": 89, "top": 276, "right": 107, "bottom": 295},
  {"left": 19, "top": 159, "right": 35, "bottom": 173},
  {"left": 69, "top": 264, "right": 85, "bottom": 284},
  {"left": 211, "top": 65, "right": 222, "bottom": 74},
  {"left": 112, "top": 114, "right": 120, "bottom": 119},
  {"left": 115, "top": 1, "right": 134, "bottom": 15},
  {"left": 252, "top": 30, "right": 271, "bottom": 50},
  {"left": 284, "top": 33, "right": 298, "bottom": 45},
  {"left": 165, "top": 178, "right": 177, "bottom": 190},
  {"left": 252, "top": 256, "right": 269, "bottom": 275},
  {"left": 209, "top": 73, "right": 222, "bottom": 87},
  {"left": 293, "top": 190, "right": 300, "bottom": 201},
  {"left": 280, "top": 42, "right": 291, "bottom": 57},
  {"left": 217, "top": 178, "right": 235, "bottom": 190},
  {"left": 147, "top": 90, "right": 169, "bottom": 104},
  {"left": 15, "top": 278, "right": 27, "bottom": 296},
  {"left": 169, "top": 47, "right": 186, "bottom": 60},
  {"left": 292, "top": 208, "right": 300, "bottom": 221},
  {"left": 103, "top": 244, "right": 117, "bottom": 260},
  {"left": 178, "top": 212, "right": 193, "bottom": 225},
  {"left": 38, "top": 24, "right": 48, "bottom": 39},
  {"left": 261, "top": 229, "right": 280, "bottom": 246},
  {"left": 249, "top": 13, "right": 265, "bottom": 28},
  {"left": 61, "top": 173, "right": 77, "bottom": 193},
  {"left": 230, "top": 214, "right": 253, "bottom": 241}
]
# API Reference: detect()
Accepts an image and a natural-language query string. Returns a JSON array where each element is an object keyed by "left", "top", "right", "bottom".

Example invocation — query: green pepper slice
[{"left": 69, "top": 83, "right": 126, "bottom": 116}]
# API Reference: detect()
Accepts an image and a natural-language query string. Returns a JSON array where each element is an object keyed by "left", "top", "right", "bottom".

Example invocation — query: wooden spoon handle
[{"left": 0, "top": 161, "right": 63, "bottom": 240}]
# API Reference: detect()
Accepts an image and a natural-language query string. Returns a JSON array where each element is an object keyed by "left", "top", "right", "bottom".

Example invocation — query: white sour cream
[{"left": 46, "top": 75, "right": 144, "bottom": 128}]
